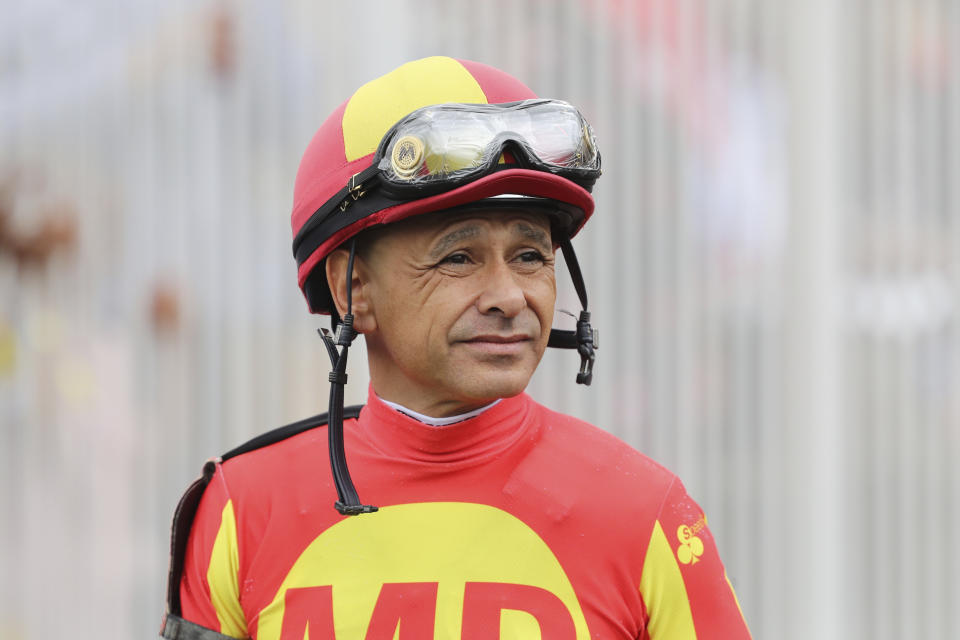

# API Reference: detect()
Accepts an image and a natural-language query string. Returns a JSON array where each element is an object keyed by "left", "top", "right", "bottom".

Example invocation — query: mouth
[
  {"left": 466, "top": 334, "right": 530, "bottom": 343},
  {"left": 459, "top": 334, "right": 533, "bottom": 355}
]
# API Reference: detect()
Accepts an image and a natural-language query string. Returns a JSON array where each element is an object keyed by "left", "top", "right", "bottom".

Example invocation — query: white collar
[{"left": 377, "top": 395, "right": 502, "bottom": 426}]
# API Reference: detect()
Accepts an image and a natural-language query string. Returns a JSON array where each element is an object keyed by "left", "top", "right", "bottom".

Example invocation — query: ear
[{"left": 325, "top": 248, "right": 377, "bottom": 334}]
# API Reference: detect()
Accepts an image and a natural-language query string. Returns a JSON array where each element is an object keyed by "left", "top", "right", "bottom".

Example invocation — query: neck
[
  {"left": 377, "top": 395, "right": 502, "bottom": 425},
  {"left": 370, "top": 386, "right": 496, "bottom": 418}
]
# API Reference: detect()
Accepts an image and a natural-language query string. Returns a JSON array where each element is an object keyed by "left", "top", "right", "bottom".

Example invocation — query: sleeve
[
  {"left": 638, "top": 477, "right": 751, "bottom": 639},
  {"left": 179, "top": 463, "right": 249, "bottom": 639}
]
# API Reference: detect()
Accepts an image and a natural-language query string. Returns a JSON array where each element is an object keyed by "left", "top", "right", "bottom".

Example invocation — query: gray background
[{"left": 1, "top": 1, "right": 958, "bottom": 638}]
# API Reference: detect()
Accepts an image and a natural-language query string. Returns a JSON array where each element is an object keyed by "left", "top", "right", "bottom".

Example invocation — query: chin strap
[
  {"left": 318, "top": 238, "right": 378, "bottom": 516},
  {"left": 546, "top": 239, "right": 598, "bottom": 385}
]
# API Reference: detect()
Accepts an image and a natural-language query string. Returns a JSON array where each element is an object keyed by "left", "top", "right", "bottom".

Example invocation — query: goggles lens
[{"left": 376, "top": 100, "right": 600, "bottom": 189}]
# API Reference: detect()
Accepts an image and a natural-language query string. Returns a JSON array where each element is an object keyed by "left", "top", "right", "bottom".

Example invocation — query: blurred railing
[{"left": 1, "top": 1, "right": 957, "bottom": 638}]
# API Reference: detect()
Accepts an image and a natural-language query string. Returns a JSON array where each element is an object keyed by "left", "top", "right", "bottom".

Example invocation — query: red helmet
[{"left": 290, "top": 56, "right": 599, "bottom": 315}]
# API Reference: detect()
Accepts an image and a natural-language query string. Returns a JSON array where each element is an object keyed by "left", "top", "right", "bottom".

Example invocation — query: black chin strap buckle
[
  {"left": 575, "top": 310, "right": 597, "bottom": 386},
  {"left": 335, "top": 501, "right": 379, "bottom": 515},
  {"left": 550, "top": 239, "right": 598, "bottom": 386},
  {"left": 334, "top": 313, "right": 358, "bottom": 346}
]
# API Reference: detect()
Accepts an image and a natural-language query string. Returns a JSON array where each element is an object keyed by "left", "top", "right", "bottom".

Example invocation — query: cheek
[
  {"left": 370, "top": 269, "right": 433, "bottom": 321},
  {"left": 381, "top": 279, "right": 466, "bottom": 353},
  {"left": 529, "top": 274, "right": 557, "bottom": 321},
  {"left": 420, "top": 289, "right": 470, "bottom": 344},
  {"left": 533, "top": 280, "right": 557, "bottom": 355}
]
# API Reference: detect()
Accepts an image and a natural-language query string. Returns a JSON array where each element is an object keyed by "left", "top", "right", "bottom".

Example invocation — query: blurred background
[{"left": 1, "top": 0, "right": 957, "bottom": 638}]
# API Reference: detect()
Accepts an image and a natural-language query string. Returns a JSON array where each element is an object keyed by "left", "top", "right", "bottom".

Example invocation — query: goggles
[
  {"left": 371, "top": 99, "right": 601, "bottom": 196},
  {"left": 292, "top": 99, "right": 601, "bottom": 267}
]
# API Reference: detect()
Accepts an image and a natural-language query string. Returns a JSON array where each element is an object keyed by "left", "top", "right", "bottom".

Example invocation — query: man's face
[{"left": 347, "top": 207, "right": 557, "bottom": 417}]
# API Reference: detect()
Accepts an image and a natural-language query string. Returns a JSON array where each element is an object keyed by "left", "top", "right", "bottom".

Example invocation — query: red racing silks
[
  {"left": 179, "top": 466, "right": 246, "bottom": 637},
  {"left": 638, "top": 477, "right": 752, "bottom": 639},
  {"left": 177, "top": 392, "right": 750, "bottom": 639}
]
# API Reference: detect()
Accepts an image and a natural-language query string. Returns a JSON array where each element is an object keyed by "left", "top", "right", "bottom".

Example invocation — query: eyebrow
[
  {"left": 426, "top": 220, "right": 553, "bottom": 260},
  {"left": 515, "top": 222, "right": 552, "bottom": 251},
  {"left": 428, "top": 224, "right": 482, "bottom": 260}
]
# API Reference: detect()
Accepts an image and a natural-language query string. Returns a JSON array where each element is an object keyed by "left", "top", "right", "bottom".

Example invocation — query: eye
[
  {"left": 438, "top": 252, "right": 471, "bottom": 265},
  {"left": 517, "top": 250, "right": 547, "bottom": 263}
]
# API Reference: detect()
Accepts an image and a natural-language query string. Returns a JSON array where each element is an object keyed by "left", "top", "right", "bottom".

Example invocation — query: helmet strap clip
[
  {"left": 334, "top": 313, "right": 357, "bottom": 346},
  {"left": 547, "top": 239, "right": 598, "bottom": 386},
  {"left": 575, "top": 310, "right": 597, "bottom": 385}
]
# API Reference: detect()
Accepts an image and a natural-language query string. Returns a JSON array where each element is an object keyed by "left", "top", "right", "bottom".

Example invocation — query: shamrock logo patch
[{"left": 676, "top": 523, "right": 705, "bottom": 565}]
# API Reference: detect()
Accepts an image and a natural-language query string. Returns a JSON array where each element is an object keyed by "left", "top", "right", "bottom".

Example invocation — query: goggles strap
[
  {"left": 318, "top": 238, "right": 378, "bottom": 516},
  {"left": 547, "top": 240, "right": 598, "bottom": 385}
]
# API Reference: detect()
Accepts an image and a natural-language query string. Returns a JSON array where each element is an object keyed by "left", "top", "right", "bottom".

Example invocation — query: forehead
[
  {"left": 382, "top": 206, "right": 553, "bottom": 245},
  {"left": 359, "top": 207, "right": 552, "bottom": 259}
]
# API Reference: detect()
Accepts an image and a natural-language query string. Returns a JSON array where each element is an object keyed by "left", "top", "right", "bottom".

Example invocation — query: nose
[{"left": 476, "top": 260, "right": 526, "bottom": 318}]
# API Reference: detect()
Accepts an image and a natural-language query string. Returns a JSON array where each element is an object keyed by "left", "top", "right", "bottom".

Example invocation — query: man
[{"left": 161, "top": 56, "right": 751, "bottom": 639}]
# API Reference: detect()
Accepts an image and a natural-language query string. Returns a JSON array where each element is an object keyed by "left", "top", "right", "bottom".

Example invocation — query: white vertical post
[{"left": 783, "top": 1, "right": 846, "bottom": 639}]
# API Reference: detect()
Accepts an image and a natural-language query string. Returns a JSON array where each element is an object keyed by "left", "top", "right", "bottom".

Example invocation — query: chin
[{"left": 452, "top": 366, "right": 535, "bottom": 403}]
